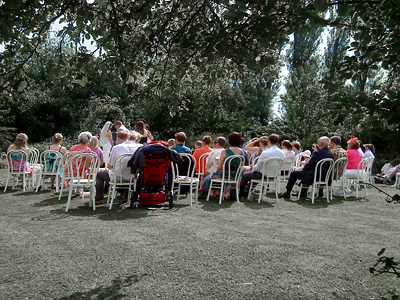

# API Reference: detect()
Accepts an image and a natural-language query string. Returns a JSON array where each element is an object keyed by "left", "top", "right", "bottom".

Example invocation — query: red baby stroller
[{"left": 128, "top": 142, "right": 183, "bottom": 209}]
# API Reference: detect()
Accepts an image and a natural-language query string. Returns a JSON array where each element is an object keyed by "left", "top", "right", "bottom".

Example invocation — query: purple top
[{"left": 91, "top": 147, "right": 104, "bottom": 161}]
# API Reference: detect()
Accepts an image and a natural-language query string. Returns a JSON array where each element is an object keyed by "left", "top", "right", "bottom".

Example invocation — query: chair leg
[
  {"left": 275, "top": 182, "right": 279, "bottom": 202},
  {"left": 206, "top": 181, "right": 212, "bottom": 201},
  {"left": 91, "top": 186, "right": 96, "bottom": 210},
  {"left": 22, "top": 174, "right": 26, "bottom": 191},
  {"left": 326, "top": 185, "right": 329, "bottom": 203},
  {"left": 297, "top": 184, "right": 302, "bottom": 200},
  {"left": 356, "top": 183, "right": 359, "bottom": 198},
  {"left": 3, "top": 173, "right": 9, "bottom": 192},
  {"left": 66, "top": 187, "right": 73, "bottom": 212},
  {"left": 189, "top": 184, "right": 193, "bottom": 206},
  {"left": 311, "top": 185, "right": 315, "bottom": 204},
  {"left": 247, "top": 181, "right": 253, "bottom": 200},
  {"left": 55, "top": 175, "right": 59, "bottom": 193},
  {"left": 177, "top": 183, "right": 181, "bottom": 200},
  {"left": 258, "top": 183, "right": 263, "bottom": 203},
  {"left": 219, "top": 184, "right": 224, "bottom": 204},
  {"left": 58, "top": 180, "right": 64, "bottom": 200}
]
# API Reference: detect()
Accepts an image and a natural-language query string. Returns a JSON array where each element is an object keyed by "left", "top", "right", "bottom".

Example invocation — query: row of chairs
[{"left": 4, "top": 148, "right": 375, "bottom": 210}]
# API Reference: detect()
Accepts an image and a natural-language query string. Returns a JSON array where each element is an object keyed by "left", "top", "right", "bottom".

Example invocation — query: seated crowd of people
[{"left": 6, "top": 120, "right": 384, "bottom": 206}]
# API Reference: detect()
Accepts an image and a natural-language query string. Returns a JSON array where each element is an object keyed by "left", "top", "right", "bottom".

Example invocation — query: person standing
[{"left": 99, "top": 121, "right": 113, "bottom": 152}]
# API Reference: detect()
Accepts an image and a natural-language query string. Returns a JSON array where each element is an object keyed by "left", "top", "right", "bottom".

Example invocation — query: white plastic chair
[
  {"left": 297, "top": 158, "right": 334, "bottom": 204},
  {"left": 108, "top": 153, "right": 136, "bottom": 209},
  {"left": 280, "top": 156, "right": 295, "bottom": 183},
  {"left": 35, "top": 150, "right": 63, "bottom": 192},
  {"left": 206, "top": 154, "right": 245, "bottom": 204},
  {"left": 172, "top": 153, "right": 199, "bottom": 205},
  {"left": 394, "top": 173, "right": 400, "bottom": 189},
  {"left": 330, "top": 157, "right": 349, "bottom": 199},
  {"left": 58, "top": 152, "right": 79, "bottom": 200},
  {"left": 65, "top": 153, "right": 100, "bottom": 212},
  {"left": 249, "top": 153, "right": 257, "bottom": 166},
  {"left": 247, "top": 158, "right": 284, "bottom": 203},
  {"left": 29, "top": 147, "right": 42, "bottom": 187},
  {"left": 4, "top": 150, "right": 31, "bottom": 191},
  {"left": 293, "top": 153, "right": 303, "bottom": 169},
  {"left": 344, "top": 157, "right": 374, "bottom": 199}
]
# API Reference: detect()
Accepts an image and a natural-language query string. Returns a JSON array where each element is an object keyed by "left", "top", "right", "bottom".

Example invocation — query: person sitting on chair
[
  {"left": 239, "top": 134, "right": 285, "bottom": 196},
  {"left": 94, "top": 130, "right": 142, "bottom": 205},
  {"left": 193, "top": 136, "right": 213, "bottom": 174},
  {"left": 279, "top": 136, "right": 334, "bottom": 199},
  {"left": 171, "top": 132, "right": 191, "bottom": 154}
]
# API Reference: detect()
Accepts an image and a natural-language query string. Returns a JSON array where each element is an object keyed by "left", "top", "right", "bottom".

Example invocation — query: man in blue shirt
[{"left": 172, "top": 132, "right": 192, "bottom": 154}]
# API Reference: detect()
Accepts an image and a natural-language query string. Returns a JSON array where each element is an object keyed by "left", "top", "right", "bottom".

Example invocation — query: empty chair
[
  {"left": 172, "top": 153, "right": 199, "bottom": 205},
  {"left": 293, "top": 153, "right": 303, "bottom": 169},
  {"left": 29, "top": 147, "right": 42, "bottom": 187},
  {"left": 247, "top": 158, "right": 284, "bottom": 203},
  {"left": 4, "top": 150, "right": 32, "bottom": 191}
]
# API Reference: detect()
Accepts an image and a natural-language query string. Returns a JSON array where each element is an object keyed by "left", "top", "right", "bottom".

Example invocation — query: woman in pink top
[
  {"left": 67, "top": 132, "right": 93, "bottom": 176},
  {"left": 344, "top": 137, "right": 364, "bottom": 179}
]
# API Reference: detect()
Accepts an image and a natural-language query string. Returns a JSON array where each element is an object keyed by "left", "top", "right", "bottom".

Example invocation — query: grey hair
[
  {"left": 78, "top": 131, "right": 92, "bottom": 144},
  {"left": 129, "top": 130, "right": 140, "bottom": 141},
  {"left": 319, "top": 136, "right": 330, "bottom": 147}
]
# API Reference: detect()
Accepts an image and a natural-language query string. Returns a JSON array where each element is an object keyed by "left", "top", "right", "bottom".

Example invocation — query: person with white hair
[
  {"left": 67, "top": 131, "right": 93, "bottom": 177},
  {"left": 94, "top": 130, "right": 142, "bottom": 205}
]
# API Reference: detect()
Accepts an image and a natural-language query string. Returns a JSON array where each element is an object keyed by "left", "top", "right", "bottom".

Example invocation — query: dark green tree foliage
[
  {"left": 1, "top": 38, "right": 130, "bottom": 142},
  {"left": 278, "top": 27, "right": 337, "bottom": 147}
]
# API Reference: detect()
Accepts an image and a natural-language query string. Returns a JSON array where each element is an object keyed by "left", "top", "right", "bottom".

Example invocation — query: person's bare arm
[
  {"left": 216, "top": 150, "right": 226, "bottom": 171},
  {"left": 108, "top": 131, "right": 113, "bottom": 145}
]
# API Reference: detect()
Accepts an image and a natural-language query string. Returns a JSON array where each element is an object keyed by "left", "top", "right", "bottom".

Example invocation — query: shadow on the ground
[
  {"left": 34, "top": 196, "right": 67, "bottom": 207},
  {"left": 197, "top": 196, "right": 235, "bottom": 211},
  {"left": 283, "top": 196, "right": 329, "bottom": 209},
  {"left": 241, "top": 197, "right": 275, "bottom": 209},
  {"left": 58, "top": 274, "right": 140, "bottom": 300},
  {"left": 49, "top": 202, "right": 152, "bottom": 220}
]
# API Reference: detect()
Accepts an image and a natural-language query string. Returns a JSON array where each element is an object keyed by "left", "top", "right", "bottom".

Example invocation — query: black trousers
[{"left": 285, "top": 170, "right": 306, "bottom": 194}]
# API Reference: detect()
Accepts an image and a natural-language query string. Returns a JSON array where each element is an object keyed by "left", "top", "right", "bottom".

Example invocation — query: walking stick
[{"left": 367, "top": 183, "right": 400, "bottom": 203}]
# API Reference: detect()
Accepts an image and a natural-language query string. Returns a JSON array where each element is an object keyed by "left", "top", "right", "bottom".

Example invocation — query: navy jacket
[{"left": 302, "top": 146, "right": 334, "bottom": 185}]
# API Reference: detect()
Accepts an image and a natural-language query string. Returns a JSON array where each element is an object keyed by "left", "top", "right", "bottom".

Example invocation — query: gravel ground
[{"left": 0, "top": 170, "right": 399, "bottom": 300}]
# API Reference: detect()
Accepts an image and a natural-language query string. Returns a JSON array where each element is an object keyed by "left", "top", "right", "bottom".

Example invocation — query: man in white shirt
[
  {"left": 95, "top": 130, "right": 142, "bottom": 205},
  {"left": 239, "top": 134, "right": 285, "bottom": 196}
]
